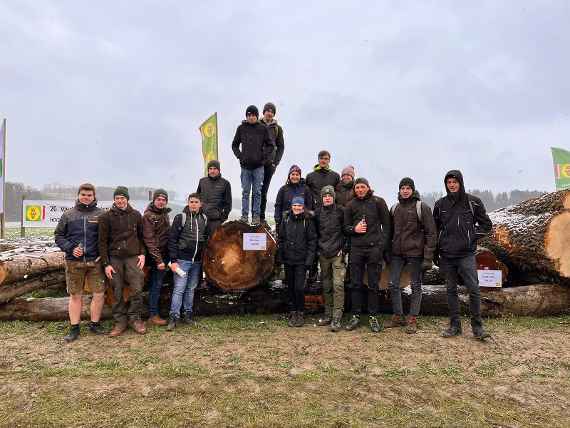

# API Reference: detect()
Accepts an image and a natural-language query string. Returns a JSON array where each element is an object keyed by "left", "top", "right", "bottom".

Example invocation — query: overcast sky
[{"left": 2, "top": 0, "right": 569, "bottom": 204}]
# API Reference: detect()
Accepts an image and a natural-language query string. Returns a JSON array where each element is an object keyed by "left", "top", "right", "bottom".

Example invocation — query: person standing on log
[
  {"left": 196, "top": 159, "right": 232, "bottom": 236},
  {"left": 55, "top": 183, "right": 106, "bottom": 342},
  {"left": 385, "top": 178, "right": 437, "bottom": 334},
  {"left": 306, "top": 150, "right": 341, "bottom": 208},
  {"left": 344, "top": 177, "right": 391, "bottom": 333},
  {"left": 232, "top": 105, "right": 272, "bottom": 226},
  {"left": 274, "top": 165, "right": 314, "bottom": 229},
  {"left": 167, "top": 193, "right": 209, "bottom": 331},
  {"left": 335, "top": 165, "right": 356, "bottom": 207},
  {"left": 259, "top": 102, "right": 285, "bottom": 227},
  {"left": 433, "top": 170, "right": 492, "bottom": 340},
  {"left": 314, "top": 185, "right": 346, "bottom": 332},
  {"left": 277, "top": 196, "right": 317, "bottom": 328},
  {"left": 142, "top": 189, "right": 171, "bottom": 327},
  {"left": 99, "top": 186, "right": 147, "bottom": 337}
]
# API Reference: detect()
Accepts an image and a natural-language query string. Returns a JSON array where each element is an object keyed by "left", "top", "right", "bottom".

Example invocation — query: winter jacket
[
  {"left": 305, "top": 166, "right": 341, "bottom": 205},
  {"left": 55, "top": 200, "right": 103, "bottom": 261},
  {"left": 277, "top": 212, "right": 317, "bottom": 266},
  {"left": 98, "top": 204, "right": 145, "bottom": 266},
  {"left": 260, "top": 117, "right": 285, "bottom": 166},
  {"left": 274, "top": 178, "right": 315, "bottom": 225},
  {"left": 169, "top": 206, "right": 209, "bottom": 263},
  {"left": 142, "top": 203, "right": 171, "bottom": 266},
  {"left": 196, "top": 175, "right": 232, "bottom": 221},
  {"left": 344, "top": 190, "right": 391, "bottom": 250},
  {"left": 335, "top": 180, "right": 355, "bottom": 207},
  {"left": 390, "top": 192, "right": 437, "bottom": 259},
  {"left": 314, "top": 204, "right": 346, "bottom": 258},
  {"left": 433, "top": 170, "right": 492, "bottom": 258},
  {"left": 231, "top": 121, "right": 272, "bottom": 169}
]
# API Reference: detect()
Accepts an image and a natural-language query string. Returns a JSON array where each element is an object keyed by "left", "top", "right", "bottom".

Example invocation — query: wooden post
[{"left": 20, "top": 195, "right": 25, "bottom": 238}]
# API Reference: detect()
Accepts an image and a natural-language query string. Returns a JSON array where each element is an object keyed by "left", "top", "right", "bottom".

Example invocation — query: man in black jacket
[
  {"left": 306, "top": 150, "right": 341, "bottom": 207},
  {"left": 344, "top": 178, "right": 391, "bottom": 333},
  {"left": 232, "top": 105, "right": 272, "bottom": 225},
  {"left": 197, "top": 159, "right": 232, "bottom": 235},
  {"left": 433, "top": 170, "right": 492, "bottom": 340},
  {"left": 259, "top": 102, "right": 285, "bottom": 226}
]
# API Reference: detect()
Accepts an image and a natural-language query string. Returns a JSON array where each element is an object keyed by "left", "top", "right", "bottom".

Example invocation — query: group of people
[{"left": 55, "top": 101, "right": 493, "bottom": 342}]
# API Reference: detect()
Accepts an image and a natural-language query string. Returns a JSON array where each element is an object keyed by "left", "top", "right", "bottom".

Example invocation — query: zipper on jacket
[
  {"left": 192, "top": 213, "right": 199, "bottom": 262},
  {"left": 83, "top": 216, "right": 87, "bottom": 263}
]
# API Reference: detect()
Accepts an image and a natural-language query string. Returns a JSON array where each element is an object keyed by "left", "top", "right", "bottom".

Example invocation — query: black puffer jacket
[
  {"left": 433, "top": 170, "right": 492, "bottom": 258},
  {"left": 197, "top": 175, "right": 232, "bottom": 221},
  {"left": 169, "top": 206, "right": 209, "bottom": 263},
  {"left": 305, "top": 166, "right": 340, "bottom": 205},
  {"left": 231, "top": 121, "right": 272, "bottom": 169},
  {"left": 277, "top": 212, "right": 317, "bottom": 266},
  {"left": 55, "top": 200, "right": 103, "bottom": 261},
  {"left": 274, "top": 178, "right": 314, "bottom": 225},
  {"left": 314, "top": 204, "right": 345, "bottom": 258},
  {"left": 344, "top": 190, "right": 391, "bottom": 250},
  {"left": 260, "top": 117, "right": 285, "bottom": 166}
]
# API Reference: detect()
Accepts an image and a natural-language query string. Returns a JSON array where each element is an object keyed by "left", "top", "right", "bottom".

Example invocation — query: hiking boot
[
  {"left": 131, "top": 320, "right": 147, "bottom": 335},
  {"left": 405, "top": 316, "right": 418, "bottom": 334},
  {"left": 64, "top": 325, "right": 80, "bottom": 343},
  {"left": 180, "top": 313, "right": 195, "bottom": 325},
  {"left": 251, "top": 215, "right": 261, "bottom": 226},
  {"left": 472, "top": 325, "right": 491, "bottom": 341},
  {"left": 384, "top": 314, "right": 406, "bottom": 328},
  {"left": 317, "top": 316, "right": 332, "bottom": 326},
  {"left": 149, "top": 315, "right": 167, "bottom": 326},
  {"left": 330, "top": 315, "right": 342, "bottom": 332},
  {"left": 441, "top": 323, "right": 462, "bottom": 338},
  {"left": 109, "top": 322, "right": 127, "bottom": 337},
  {"left": 295, "top": 312, "right": 305, "bottom": 327},
  {"left": 345, "top": 315, "right": 361, "bottom": 331},
  {"left": 239, "top": 215, "right": 249, "bottom": 223},
  {"left": 369, "top": 316, "right": 383, "bottom": 333},
  {"left": 88, "top": 321, "right": 106, "bottom": 335},
  {"left": 166, "top": 317, "right": 177, "bottom": 331}
]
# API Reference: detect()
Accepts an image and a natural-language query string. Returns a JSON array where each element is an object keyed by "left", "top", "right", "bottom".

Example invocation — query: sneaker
[
  {"left": 345, "top": 315, "right": 361, "bottom": 331},
  {"left": 369, "top": 316, "right": 383, "bottom": 333},
  {"left": 239, "top": 215, "right": 249, "bottom": 223},
  {"left": 166, "top": 317, "right": 177, "bottom": 331},
  {"left": 287, "top": 312, "right": 297, "bottom": 328},
  {"left": 149, "top": 315, "right": 167, "bottom": 326},
  {"left": 180, "top": 313, "right": 195, "bottom": 325},
  {"left": 405, "top": 316, "right": 418, "bottom": 334},
  {"left": 88, "top": 321, "right": 106, "bottom": 335},
  {"left": 251, "top": 215, "right": 261, "bottom": 226},
  {"left": 317, "top": 316, "right": 332, "bottom": 326},
  {"left": 295, "top": 312, "right": 305, "bottom": 327},
  {"left": 330, "top": 316, "right": 342, "bottom": 332},
  {"left": 441, "top": 323, "right": 462, "bottom": 338},
  {"left": 384, "top": 314, "right": 406, "bottom": 328},
  {"left": 64, "top": 325, "right": 80, "bottom": 343},
  {"left": 472, "top": 325, "right": 491, "bottom": 340}
]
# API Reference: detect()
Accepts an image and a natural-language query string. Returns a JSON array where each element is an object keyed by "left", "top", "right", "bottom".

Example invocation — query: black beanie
[
  {"left": 246, "top": 105, "right": 259, "bottom": 117},
  {"left": 153, "top": 188, "right": 168, "bottom": 202},
  {"left": 113, "top": 186, "right": 130, "bottom": 200},
  {"left": 354, "top": 177, "right": 370, "bottom": 188},
  {"left": 399, "top": 177, "right": 415, "bottom": 191},
  {"left": 207, "top": 160, "right": 221, "bottom": 171},
  {"left": 263, "top": 102, "right": 276, "bottom": 115}
]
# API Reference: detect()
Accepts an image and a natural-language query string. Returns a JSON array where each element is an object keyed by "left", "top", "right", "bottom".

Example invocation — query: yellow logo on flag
[
  {"left": 560, "top": 163, "right": 570, "bottom": 178},
  {"left": 25, "top": 205, "right": 43, "bottom": 221},
  {"left": 203, "top": 122, "right": 216, "bottom": 138}
]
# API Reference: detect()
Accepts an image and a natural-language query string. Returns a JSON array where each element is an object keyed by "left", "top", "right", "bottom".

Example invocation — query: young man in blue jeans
[{"left": 167, "top": 193, "right": 209, "bottom": 331}]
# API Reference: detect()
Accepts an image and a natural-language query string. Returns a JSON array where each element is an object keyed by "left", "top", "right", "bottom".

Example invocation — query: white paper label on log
[
  {"left": 478, "top": 270, "right": 502, "bottom": 287},
  {"left": 243, "top": 233, "right": 267, "bottom": 251}
]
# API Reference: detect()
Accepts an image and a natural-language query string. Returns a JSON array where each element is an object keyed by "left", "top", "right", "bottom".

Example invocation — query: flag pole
[{"left": 1, "top": 118, "right": 6, "bottom": 239}]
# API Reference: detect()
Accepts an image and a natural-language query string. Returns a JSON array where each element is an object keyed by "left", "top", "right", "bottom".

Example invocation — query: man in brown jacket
[
  {"left": 99, "top": 186, "right": 147, "bottom": 336},
  {"left": 143, "top": 189, "right": 171, "bottom": 327},
  {"left": 385, "top": 177, "right": 437, "bottom": 333}
]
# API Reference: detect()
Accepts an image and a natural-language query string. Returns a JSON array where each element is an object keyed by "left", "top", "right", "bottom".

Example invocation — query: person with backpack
[
  {"left": 167, "top": 193, "right": 209, "bottom": 330},
  {"left": 433, "top": 170, "right": 492, "bottom": 340},
  {"left": 274, "top": 165, "right": 314, "bottom": 228},
  {"left": 277, "top": 196, "right": 318, "bottom": 327},
  {"left": 385, "top": 178, "right": 437, "bottom": 333},
  {"left": 196, "top": 159, "right": 232, "bottom": 235}
]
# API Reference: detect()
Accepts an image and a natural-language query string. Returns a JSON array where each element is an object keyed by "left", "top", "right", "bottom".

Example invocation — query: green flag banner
[
  {"left": 199, "top": 113, "right": 219, "bottom": 175},
  {"left": 551, "top": 147, "right": 570, "bottom": 190}
]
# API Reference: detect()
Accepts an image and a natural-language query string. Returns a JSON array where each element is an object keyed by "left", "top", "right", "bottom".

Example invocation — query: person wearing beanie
[
  {"left": 277, "top": 194, "right": 317, "bottom": 328},
  {"left": 99, "top": 186, "right": 147, "bottom": 336},
  {"left": 197, "top": 159, "right": 232, "bottom": 235},
  {"left": 314, "top": 184, "right": 346, "bottom": 332},
  {"left": 232, "top": 105, "right": 272, "bottom": 225},
  {"left": 336, "top": 165, "right": 356, "bottom": 207},
  {"left": 142, "top": 188, "right": 172, "bottom": 327},
  {"left": 385, "top": 177, "right": 437, "bottom": 334},
  {"left": 433, "top": 170, "right": 492, "bottom": 340},
  {"left": 306, "top": 150, "right": 341, "bottom": 207},
  {"left": 259, "top": 102, "right": 285, "bottom": 225},
  {"left": 274, "top": 164, "right": 314, "bottom": 226},
  {"left": 343, "top": 177, "right": 391, "bottom": 333},
  {"left": 55, "top": 183, "right": 106, "bottom": 342}
]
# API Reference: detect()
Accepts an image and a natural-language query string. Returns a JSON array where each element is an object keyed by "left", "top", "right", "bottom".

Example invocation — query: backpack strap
[
  {"left": 389, "top": 202, "right": 399, "bottom": 216},
  {"left": 416, "top": 201, "right": 423, "bottom": 228},
  {"left": 177, "top": 212, "right": 187, "bottom": 232}
]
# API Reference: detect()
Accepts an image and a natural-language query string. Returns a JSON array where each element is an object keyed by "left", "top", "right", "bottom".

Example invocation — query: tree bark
[
  {"left": 0, "top": 271, "right": 65, "bottom": 303},
  {"left": 0, "top": 252, "right": 65, "bottom": 285}
]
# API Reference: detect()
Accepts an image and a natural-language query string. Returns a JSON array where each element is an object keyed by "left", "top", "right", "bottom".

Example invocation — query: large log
[
  {"left": 0, "top": 271, "right": 66, "bottom": 303},
  {"left": 203, "top": 221, "right": 277, "bottom": 292},
  {"left": 0, "top": 251, "right": 65, "bottom": 285}
]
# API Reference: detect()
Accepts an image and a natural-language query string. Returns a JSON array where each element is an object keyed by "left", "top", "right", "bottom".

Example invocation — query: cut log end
[{"left": 545, "top": 210, "right": 570, "bottom": 278}]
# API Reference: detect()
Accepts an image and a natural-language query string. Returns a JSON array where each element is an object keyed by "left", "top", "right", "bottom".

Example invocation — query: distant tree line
[{"left": 420, "top": 189, "right": 546, "bottom": 211}]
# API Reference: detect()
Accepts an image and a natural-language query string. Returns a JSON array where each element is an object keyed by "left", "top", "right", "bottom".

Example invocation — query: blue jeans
[
  {"left": 148, "top": 267, "right": 167, "bottom": 316},
  {"left": 169, "top": 260, "right": 202, "bottom": 319},
  {"left": 240, "top": 166, "right": 264, "bottom": 217}
]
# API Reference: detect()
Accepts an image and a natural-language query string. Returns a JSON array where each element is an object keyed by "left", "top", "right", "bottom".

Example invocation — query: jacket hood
[
  {"left": 241, "top": 119, "right": 259, "bottom": 126},
  {"left": 444, "top": 169, "right": 466, "bottom": 200},
  {"left": 145, "top": 202, "right": 172, "bottom": 215},
  {"left": 111, "top": 203, "right": 134, "bottom": 214},
  {"left": 75, "top": 199, "right": 98, "bottom": 211},
  {"left": 398, "top": 190, "right": 421, "bottom": 203},
  {"left": 260, "top": 117, "right": 278, "bottom": 126},
  {"left": 341, "top": 180, "right": 354, "bottom": 189},
  {"left": 313, "top": 164, "right": 330, "bottom": 172},
  {"left": 182, "top": 205, "right": 203, "bottom": 216}
]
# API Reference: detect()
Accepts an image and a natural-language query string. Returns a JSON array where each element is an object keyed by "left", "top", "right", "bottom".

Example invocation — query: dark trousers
[
  {"left": 148, "top": 266, "right": 166, "bottom": 317},
  {"left": 109, "top": 256, "right": 145, "bottom": 324},
  {"left": 260, "top": 164, "right": 276, "bottom": 221},
  {"left": 285, "top": 264, "right": 306, "bottom": 312},
  {"left": 440, "top": 254, "right": 482, "bottom": 328},
  {"left": 389, "top": 255, "right": 423, "bottom": 316},
  {"left": 350, "top": 246, "right": 382, "bottom": 316},
  {"left": 207, "top": 219, "right": 221, "bottom": 237}
]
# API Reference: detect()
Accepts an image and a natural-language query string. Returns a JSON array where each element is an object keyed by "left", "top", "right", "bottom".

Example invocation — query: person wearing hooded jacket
[
  {"left": 274, "top": 164, "right": 314, "bottom": 227},
  {"left": 196, "top": 159, "right": 232, "bottom": 235},
  {"left": 433, "top": 170, "right": 492, "bottom": 339},
  {"left": 385, "top": 178, "right": 437, "bottom": 334}
]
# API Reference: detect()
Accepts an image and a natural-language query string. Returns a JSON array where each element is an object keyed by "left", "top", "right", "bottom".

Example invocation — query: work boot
[
  {"left": 88, "top": 321, "right": 106, "bottom": 335},
  {"left": 64, "top": 324, "right": 80, "bottom": 343},
  {"left": 317, "top": 315, "right": 332, "bottom": 326},
  {"left": 287, "top": 312, "right": 296, "bottom": 328},
  {"left": 405, "top": 316, "right": 418, "bottom": 334},
  {"left": 330, "top": 315, "right": 342, "bottom": 332},
  {"left": 109, "top": 322, "right": 127, "bottom": 337},
  {"left": 472, "top": 324, "right": 491, "bottom": 341},
  {"left": 295, "top": 312, "right": 305, "bottom": 327},
  {"left": 166, "top": 316, "right": 177, "bottom": 331},
  {"left": 251, "top": 215, "right": 261, "bottom": 226},
  {"left": 149, "top": 315, "right": 167, "bottom": 326},
  {"left": 345, "top": 315, "right": 361, "bottom": 331},
  {"left": 384, "top": 314, "right": 406, "bottom": 328},
  {"left": 441, "top": 321, "right": 462, "bottom": 338},
  {"left": 369, "top": 316, "right": 383, "bottom": 333},
  {"left": 180, "top": 312, "right": 195, "bottom": 325},
  {"left": 239, "top": 215, "right": 249, "bottom": 223},
  {"left": 131, "top": 320, "right": 147, "bottom": 335}
]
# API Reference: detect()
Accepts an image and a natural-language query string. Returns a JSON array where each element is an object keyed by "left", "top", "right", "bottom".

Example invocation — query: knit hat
[
  {"left": 354, "top": 177, "right": 370, "bottom": 188},
  {"left": 321, "top": 185, "right": 336, "bottom": 198},
  {"left": 113, "top": 186, "right": 130, "bottom": 200},
  {"left": 288, "top": 164, "right": 301, "bottom": 176},
  {"left": 207, "top": 160, "right": 221, "bottom": 171},
  {"left": 263, "top": 102, "right": 276, "bottom": 115},
  {"left": 341, "top": 165, "right": 355, "bottom": 179},
  {"left": 399, "top": 177, "right": 415, "bottom": 191},
  {"left": 291, "top": 196, "right": 305, "bottom": 206},
  {"left": 152, "top": 188, "right": 168, "bottom": 202},
  {"left": 246, "top": 105, "right": 259, "bottom": 117}
]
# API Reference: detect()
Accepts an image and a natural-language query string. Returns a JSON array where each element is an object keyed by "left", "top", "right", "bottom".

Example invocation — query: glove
[
  {"left": 383, "top": 250, "right": 392, "bottom": 265},
  {"left": 422, "top": 258, "right": 433, "bottom": 271}
]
